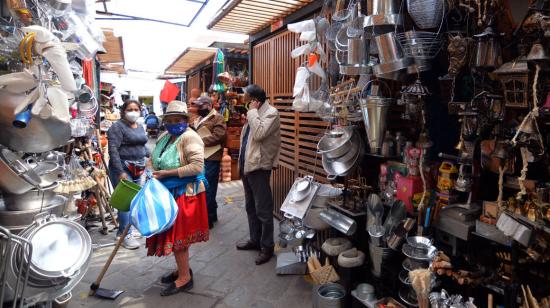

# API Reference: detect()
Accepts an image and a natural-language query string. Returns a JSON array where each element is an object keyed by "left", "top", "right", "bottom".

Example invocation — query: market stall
[
  {"left": 0, "top": 1, "right": 115, "bottom": 306},
  {"left": 209, "top": 0, "right": 550, "bottom": 307},
  {"left": 165, "top": 44, "right": 250, "bottom": 181}
]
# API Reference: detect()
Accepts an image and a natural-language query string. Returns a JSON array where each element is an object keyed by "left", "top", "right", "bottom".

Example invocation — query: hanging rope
[{"left": 497, "top": 165, "right": 505, "bottom": 210}]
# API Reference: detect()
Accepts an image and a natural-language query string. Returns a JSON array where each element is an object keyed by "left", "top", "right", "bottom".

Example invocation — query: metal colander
[{"left": 396, "top": 31, "right": 442, "bottom": 60}]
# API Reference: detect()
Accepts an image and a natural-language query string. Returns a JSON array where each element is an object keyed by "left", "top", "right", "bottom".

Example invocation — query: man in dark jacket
[{"left": 193, "top": 96, "right": 227, "bottom": 228}]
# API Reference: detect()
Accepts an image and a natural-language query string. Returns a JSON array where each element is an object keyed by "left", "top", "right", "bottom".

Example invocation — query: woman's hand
[
  {"left": 119, "top": 173, "right": 128, "bottom": 181},
  {"left": 152, "top": 170, "right": 170, "bottom": 179}
]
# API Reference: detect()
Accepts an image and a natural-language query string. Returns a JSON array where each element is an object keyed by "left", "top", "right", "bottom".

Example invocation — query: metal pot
[
  {"left": 317, "top": 127, "right": 354, "bottom": 159},
  {"left": 0, "top": 196, "right": 66, "bottom": 233},
  {"left": 0, "top": 90, "right": 71, "bottom": 153},
  {"left": 0, "top": 145, "right": 42, "bottom": 194},
  {"left": 22, "top": 215, "right": 92, "bottom": 279},
  {"left": 364, "top": 0, "right": 404, "bottom": 33},
  {"left": 3, "top": 189, "right": 57, "bottom": 211},
  {"left": 313, "top": 283, "right": 346, "bottom": 308}
]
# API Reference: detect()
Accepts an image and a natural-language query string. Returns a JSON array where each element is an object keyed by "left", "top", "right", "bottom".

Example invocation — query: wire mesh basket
[
  {"left": 396, "top": 31, "right": 443, "bottom": 60},
  {"left": 407, "top": 0, "right": 446, "bottom": 29}
]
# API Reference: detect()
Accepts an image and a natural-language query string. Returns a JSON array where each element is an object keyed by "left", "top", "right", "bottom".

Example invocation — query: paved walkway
[{"left": 69, "top": 181, "right": 312, "bottom": 308}]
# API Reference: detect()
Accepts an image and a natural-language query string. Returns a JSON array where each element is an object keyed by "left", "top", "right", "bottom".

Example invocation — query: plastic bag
[
  {"left": 287, "top": 19, "right": 315, "bottom": 33},
  {"left": 293, "top": 67, "right": 310, "bottom": 97},
  {"left": 130, "top": 178, "right": 179, "bottom": 237}
]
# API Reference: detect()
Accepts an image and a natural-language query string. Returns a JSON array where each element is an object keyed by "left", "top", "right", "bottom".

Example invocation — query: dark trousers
[
  {"left": 242, "top": 170, "right": 274, "bottom": 249},
  {"left": 205, "top": 160, "right": 221, "bottom": 223}
]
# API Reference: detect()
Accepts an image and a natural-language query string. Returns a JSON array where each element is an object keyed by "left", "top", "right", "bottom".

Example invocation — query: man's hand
[{"left": 249, "top": 100, "right": 260, "bottom": 110}]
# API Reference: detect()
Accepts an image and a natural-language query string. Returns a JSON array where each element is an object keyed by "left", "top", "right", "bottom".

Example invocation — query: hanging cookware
[
  {"left": 291, "top": 176, "right": 314, "bottom": 202},
  {"left": 359, "top": 83, "right": 394, "bottom": 154},
  {"left": 407, "top": 0, "right": 447, "bottom": 29},
  {"left": 0, "top": 91, "right": 71, "bottom": 153},
  {"left": 373, "top": 32, "right": 414, "bottom": 81},
  {"left": 340, "top": 35, "right": 372, "bottom": 75},
  {"left": 0, "top": 145, "right": 42, "bottom": 194},
  {"left": 321, "top": 130, "right": 362, "bottom": 179},
  {"left": 364, "top": 0, "right": 404, "bottom": 34},
  {"left": 317, "top": 127, "right": 355, "bottom": 159},
  {"left": 474, "top": 27, "right": 502, "bottom": 69}
]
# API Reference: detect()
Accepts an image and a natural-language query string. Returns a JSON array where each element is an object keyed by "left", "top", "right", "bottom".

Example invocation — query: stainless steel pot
[
  {"left": 0, "top": 90, "right": 71, "bottom": 153},
  {"left": 0, "top": 145, "right": 42, "bottom": 194},
  {"left": 0, "top": 196, "right": 66, "bottom": 233},
  {"left": 319, "top": 208, "right": 357, "bottom": 236},
  {"left": 3, "top": 189, "right": 57, "bottom": 211},
  {"left": 364, "top": 0, "right": 404, "bottom": 33},
  {"left": 317, "top": 127, "right": 354, "bottom": 159}
]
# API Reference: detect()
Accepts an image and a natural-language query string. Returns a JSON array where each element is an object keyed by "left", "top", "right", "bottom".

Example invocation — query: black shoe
[
  {"left": 209, "top": 222, "right": 215, "bottom": 229},
  {"left": 160, "top": 269, "right": 193, "bottom": 284},
  {"left": 160, "top": 279, "right": 194, "bottom": 296},
  {"left": 255, "top": 248, "right": 274, "bottom": 265},
  {"left": 236, "top": 240, "right": 260, "bottom": 251}
]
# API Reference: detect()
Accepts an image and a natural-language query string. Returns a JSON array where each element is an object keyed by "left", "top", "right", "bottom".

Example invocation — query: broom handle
[{"left": 89, "top": 224, "right": 130, "bottom": 295}]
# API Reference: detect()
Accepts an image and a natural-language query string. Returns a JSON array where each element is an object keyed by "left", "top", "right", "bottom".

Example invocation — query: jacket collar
[{"left": 257, "top": 100, "right": 270, "bottom": 114}]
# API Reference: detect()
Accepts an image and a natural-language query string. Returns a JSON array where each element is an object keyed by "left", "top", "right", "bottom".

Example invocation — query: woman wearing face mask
[
  {"left": 107, "top": 100, "right": 148, "bottom": 250},
  {"left": 146, "top": 100, "right": 209, "bottom": 296}
]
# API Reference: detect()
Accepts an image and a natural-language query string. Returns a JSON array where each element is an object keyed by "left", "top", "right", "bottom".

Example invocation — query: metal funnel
[{"left": 360, "top": 96, "right": 393, "bottom": 154}]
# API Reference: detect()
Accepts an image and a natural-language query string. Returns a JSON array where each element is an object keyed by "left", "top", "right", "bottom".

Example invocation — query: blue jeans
[
  {"left": 204, "top": 160, "right": 221, "bottom": 223},
  {"left": 109, "top": 162, "right": 141, "bottom": 236}
]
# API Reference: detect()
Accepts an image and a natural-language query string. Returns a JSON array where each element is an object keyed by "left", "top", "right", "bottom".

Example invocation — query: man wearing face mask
[
  {"left": 193, "top": 96, "right": 227, "bottom": 229},
  {"left": 235, "top": 84, "right": 280, "bottom": 265}
]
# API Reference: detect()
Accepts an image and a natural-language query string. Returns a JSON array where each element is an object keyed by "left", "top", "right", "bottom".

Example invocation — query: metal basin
[
  {"left": 313, "top": 283, "right": 346, "bottom": 308},
  {"left": 317, "top": 127, "right": 354, "bottom": 159},
  {"left": 3, "top": 189, "right": 58, "bottom": 211},
  {"left": 0, "top": 196, "right": 66, "bottom": 233}
]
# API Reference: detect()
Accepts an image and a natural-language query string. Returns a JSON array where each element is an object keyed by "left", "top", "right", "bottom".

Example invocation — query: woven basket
[{"left": 310, "top": 264, "right": 340, "bottom": 285}]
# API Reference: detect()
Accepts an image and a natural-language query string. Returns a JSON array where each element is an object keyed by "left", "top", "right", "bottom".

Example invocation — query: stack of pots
[
  {"left": 399, "top": 236, "right": 436, "bottom": 306},
  {"left": 0, "top": 145, "right": 66, "bottom": 233},
  {"left": 4, "top": 215, "right": 92, "bottom": 306},
  {"left": 317, "top": 127, "right": 363, "bottom": 180}
]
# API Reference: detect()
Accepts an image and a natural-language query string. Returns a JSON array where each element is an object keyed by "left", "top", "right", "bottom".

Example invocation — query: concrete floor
[{"left": 68, "top": 181, "right": 313, "bottom": 308}]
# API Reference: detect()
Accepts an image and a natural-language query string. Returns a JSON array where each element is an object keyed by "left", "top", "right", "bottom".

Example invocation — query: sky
[{"left": 95, "top": 0, "right": 248, "bottom": 74}]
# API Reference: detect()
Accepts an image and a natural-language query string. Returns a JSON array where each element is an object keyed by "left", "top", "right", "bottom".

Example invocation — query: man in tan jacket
[
  {"left": 236, "top": 84, "right": 281, "bottom": 265},
  {"left": 193, "top": 96, "right": 226, "bottom": 229}
]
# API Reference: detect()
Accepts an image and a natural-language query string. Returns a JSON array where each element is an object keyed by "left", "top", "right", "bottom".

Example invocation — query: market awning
[
  {"left": 207, "top": 0, "right": 314, "bottom": 35},
  {"left": 98, "top": 28, "right": 124, "bottom": 64},
  {"left": 164, "top": 47, "right": 218, "bottom": 75}
]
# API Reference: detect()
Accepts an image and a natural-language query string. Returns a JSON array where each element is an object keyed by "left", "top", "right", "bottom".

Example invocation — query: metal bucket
[
  {"left": 347, "top": 36, "right": 369, "bottom": 66},
  {"left": 375, "top": 32, "right": 404, "bottom": 64},
  {"left": 313, "top": 283, "right": 346, "bottom": 308}
]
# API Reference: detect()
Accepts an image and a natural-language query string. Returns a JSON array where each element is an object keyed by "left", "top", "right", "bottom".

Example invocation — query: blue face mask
[{"left": 165, "top": 122, "right": 188, "bottom": 136}]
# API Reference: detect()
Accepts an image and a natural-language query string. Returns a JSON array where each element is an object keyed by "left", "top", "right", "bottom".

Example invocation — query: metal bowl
[
  {"left": 402, "top": 258, "right": 429, "bottom": 271},
  {"left": 402, "top": 243, "right": 437, "bottom": 261},
  {"left": 406, "top": 236, "right": 433, "bottom": 249},
  {"left": 3, "top": 189, "right": 58, "bottom": 211},
  {"left": 317, "top": 127, "right": 354, "bottom": 159}
]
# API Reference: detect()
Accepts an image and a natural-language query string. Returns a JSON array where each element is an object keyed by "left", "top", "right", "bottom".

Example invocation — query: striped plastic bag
[{"left": 129, "top": 177, "right": 178, "bottom": 237}]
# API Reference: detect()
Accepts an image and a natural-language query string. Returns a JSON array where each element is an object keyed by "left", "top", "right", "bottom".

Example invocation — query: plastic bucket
[{"left": 110, "top": 180, "right": 141, "bottom": 211}]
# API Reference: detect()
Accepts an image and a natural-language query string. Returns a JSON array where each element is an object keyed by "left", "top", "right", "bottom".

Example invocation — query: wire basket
[
  {"left": 407, "top": 0, "right": 446, "bottom": 30},
  {"left": 396, "top": 31, "right": 442, "bottom": 60}
]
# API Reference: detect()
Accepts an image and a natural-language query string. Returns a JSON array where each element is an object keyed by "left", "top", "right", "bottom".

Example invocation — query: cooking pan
[{"left": 317, "top": 127, "right": 354, "bottom": 159}]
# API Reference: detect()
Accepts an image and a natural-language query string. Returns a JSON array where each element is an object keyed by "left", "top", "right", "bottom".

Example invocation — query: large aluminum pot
[
  {"left": 0, "top": 195, "right": 66, "bottom": 233},
  {"left": 3, "top": 188, "right": 58, "bottom": 211},
  {"left": 21, "top": 215, "right": 92, "bottom": 280},
  {"left": 0, "top": 90, "right": 71, "bottom": 153},
  {"left": 313, "top": 283, "right": 346, "bottom": 308},
  {"left": 317, "top": 127, "right": 354, "bottom": 159},
  {"left": 0, "top": 145, "right": 42, "bottom": 194}
]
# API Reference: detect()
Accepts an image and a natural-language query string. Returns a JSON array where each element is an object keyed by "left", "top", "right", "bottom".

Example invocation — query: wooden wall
[
  {"left": 252, "top": 29, "right": 328, "bottom": 219},
  {"left": 187, "top": 72, "right": 200, "bottom": 100}
]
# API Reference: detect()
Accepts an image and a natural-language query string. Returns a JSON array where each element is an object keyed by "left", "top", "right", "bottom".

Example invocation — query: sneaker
[
  {"left": 131, "top": 229, "right": 143, "bottom": 239},
  {"left": 115, "top": 234, "right": 140, "bottom": 250}
]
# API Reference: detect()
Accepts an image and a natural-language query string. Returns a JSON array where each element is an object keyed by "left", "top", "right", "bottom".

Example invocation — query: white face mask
[{"left": 125, "top": 111, "right": 140, "bottom": 123}]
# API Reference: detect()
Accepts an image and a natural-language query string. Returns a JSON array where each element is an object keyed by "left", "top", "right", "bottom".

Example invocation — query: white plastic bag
[
  {"left": 130, "top": 178, "right": 179, "bottom": 237},
  {"left": 300, "top": 31, "right": 316, "bottom": 42},
  {"left": 288, "top": 19, "right": 315, "bottom": 33},
  {"left": 291, "top": 44, "right": 311, "bottom": 58},
  {"left": 293, "top": 67, "right": 310, "bottom": 97}
]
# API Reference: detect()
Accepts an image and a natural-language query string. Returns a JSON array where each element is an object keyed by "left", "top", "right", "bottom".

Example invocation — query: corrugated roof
[
  {"left": 98, "top": 28, "right": 124, "bottom": 65},
  {"left": 207, "top": 0, "right": 314, "bottom": 34},
  {"left": 164, "top": 47, "right": 218, "bottom": 75}
]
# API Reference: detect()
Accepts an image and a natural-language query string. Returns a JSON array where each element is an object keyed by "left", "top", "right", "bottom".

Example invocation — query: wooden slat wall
[
  {"left": 254, "top": 29, "right": 329, "bottom": 219},
  {"left": 187, "top": 73, "right": 200, "bottom": 100}
]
